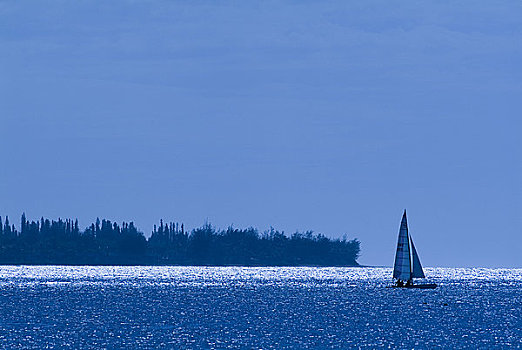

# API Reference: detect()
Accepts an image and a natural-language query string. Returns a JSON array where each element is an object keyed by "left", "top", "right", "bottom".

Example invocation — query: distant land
[{"left": 0, "top": 214, "right": 360, "bottom": 266}]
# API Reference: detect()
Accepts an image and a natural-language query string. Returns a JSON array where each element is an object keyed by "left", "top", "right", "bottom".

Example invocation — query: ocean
[{"left": 0, "top": 266, "right": 520, "bottom": 349}]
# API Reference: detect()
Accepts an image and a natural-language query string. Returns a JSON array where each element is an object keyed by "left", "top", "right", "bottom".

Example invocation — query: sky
[{"left": 1, "top": 1, "right": 521, "bottom": 267}]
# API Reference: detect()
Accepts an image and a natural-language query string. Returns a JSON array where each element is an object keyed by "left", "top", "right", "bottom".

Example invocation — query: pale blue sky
[{"left": 1, "top": 1, "right": 520, "bottom": 267}]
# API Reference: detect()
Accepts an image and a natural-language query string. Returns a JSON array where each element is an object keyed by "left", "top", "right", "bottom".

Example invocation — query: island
[{"left": 0, "top": 214, "right": 360, "bottom": 266}]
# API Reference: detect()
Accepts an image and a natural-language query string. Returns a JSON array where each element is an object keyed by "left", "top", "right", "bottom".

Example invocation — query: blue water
[{"left": 0, "top": 266, "right": 520, "bottom": 349}]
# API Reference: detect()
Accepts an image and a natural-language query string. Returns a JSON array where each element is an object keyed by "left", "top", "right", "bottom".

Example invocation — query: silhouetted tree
[{"left": 0, "top": 214, "right": 360, "bottom": 266}]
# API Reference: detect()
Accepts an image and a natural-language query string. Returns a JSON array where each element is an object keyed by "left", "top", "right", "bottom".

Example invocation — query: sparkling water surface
[{"left": 0, "top": 266, "right": 520, "bottom": 349}]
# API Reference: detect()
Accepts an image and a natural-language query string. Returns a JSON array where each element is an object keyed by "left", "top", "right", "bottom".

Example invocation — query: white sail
[
  {"left": 410, "top": 237, "right": 425, "bottom": 278},
  {"left": 393, "top": 210, "right": 411, "bottom": 281}
]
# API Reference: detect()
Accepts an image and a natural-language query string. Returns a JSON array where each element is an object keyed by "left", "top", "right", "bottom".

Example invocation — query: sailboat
[{"left": 391, "top": 210, "right": 437, "bottom": 289}]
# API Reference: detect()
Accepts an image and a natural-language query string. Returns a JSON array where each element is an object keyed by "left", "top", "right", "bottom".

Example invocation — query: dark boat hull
[{"left": 388, "top": 283, "right": 437, "bottom": 289}]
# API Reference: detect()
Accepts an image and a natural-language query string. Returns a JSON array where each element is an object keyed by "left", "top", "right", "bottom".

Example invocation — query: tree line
[{"left": 0, "top": 214, "right": 360, "bottom": 266}]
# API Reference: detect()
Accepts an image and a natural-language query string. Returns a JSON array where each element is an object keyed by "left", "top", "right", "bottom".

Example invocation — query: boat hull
[{"left": 388, "top": 283, "right": 437, "bottom": 289}]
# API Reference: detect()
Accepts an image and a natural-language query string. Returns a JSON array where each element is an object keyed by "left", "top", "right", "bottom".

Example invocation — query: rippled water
[{"left": 0, "top": 266, "right": 520, "bottom": 349}]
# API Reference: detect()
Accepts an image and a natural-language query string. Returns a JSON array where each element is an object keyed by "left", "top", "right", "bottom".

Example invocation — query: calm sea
[{"left": 0, "top": 266, "right": 520, "bottom": 349}]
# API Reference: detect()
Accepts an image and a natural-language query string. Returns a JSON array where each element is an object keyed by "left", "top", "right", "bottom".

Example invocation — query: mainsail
[
  {"left": 393, "top": 210, "right": 425, "bottom": 281},
  {"left": 393, "top": 210, "right": 412, "bottom": 281}
]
